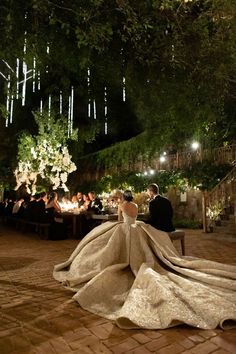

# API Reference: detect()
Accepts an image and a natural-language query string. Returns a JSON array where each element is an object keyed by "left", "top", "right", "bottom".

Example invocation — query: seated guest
[
  {"left": 33, "top": 191, "right": 48, "bottom": 222},
  {"left": 88, "top": 191, "right": 103, "bottom": 214},
  {"left": 71, "top": 195, "right": 78, "bottom": 204},
  {"left": 80, "top": 194, "right": 90, "bottom": 211},
  {"left": 86, "top": 191, "right": 103, "bottom": 232},
  {"left": 77, "top": 192, "right": 84, "bottom": 208},
  {"left": 25, "top": 194, "right": 40, "bottom": 221},
  {"left": 17, "top": 194, "right": 31, "bottom": 218},
  {"left": 46, "top": 192, "right": 61, "bottom": 219},
  {"left": 12, "top": 197, "right": 24, "bottom": 216},
  {"left": 46, "top": 192, "right": 67, "bottom": 240},
  {"left": 4, "top": 198, "right": 15, "bottom": 216}
]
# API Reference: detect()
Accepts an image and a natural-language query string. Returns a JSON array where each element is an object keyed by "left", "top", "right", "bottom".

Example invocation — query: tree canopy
[{"left": 0, "top": 0, "right": 235, "bottom": 187}]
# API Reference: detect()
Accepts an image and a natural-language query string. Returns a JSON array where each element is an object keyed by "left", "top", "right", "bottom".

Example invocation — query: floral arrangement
[{"left": 14, "top": 111, "right": 77, "bottom": 194}]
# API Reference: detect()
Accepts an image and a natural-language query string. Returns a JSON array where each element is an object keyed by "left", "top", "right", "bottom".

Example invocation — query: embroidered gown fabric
[{"left": 53, "top": 213, "right": 236, "bottom": 330}]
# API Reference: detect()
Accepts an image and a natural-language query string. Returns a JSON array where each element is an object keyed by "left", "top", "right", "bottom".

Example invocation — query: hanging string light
[
  {"left": 22, "top": 62, "right": 27, "bottom": 106},
  {"left": 46, "top": 43, "right": 50, "bottom": 74},
  {"left": 22, "top": 28, "right": 28, "bottom": 106},
  {"left": 104, "top": 86, "right": 108, "bottom": 135},
  {"left": 122, "top": 76, "right": 126, "bottom": 102},
  {"left": 93, "top": 99, "right": 96, "bottom": 119},
  {"left": 70, "top": 86, "right": 74, "bottom": 135},
  {"left": 2, "top": 60, "right": 14, "bottom": 73},
  {"left": 120, "top": 47, "right": 126, "bottom": 102},
  {"left": 10, "top": 94, "right": 14, "bottom": 124},
  {"left": 37, "top": 70, "right": 40, "bottom": 90},
  {"left": 68, "top": 94, "right": 71, "bottom": 138},
  {"left": 87, "top": 68, "right": 91, "bottom": 118},
  {"left": 5, "top": 74, "right": 11, "bottom": 127},
  {"left": 48, "top": 94, "right": 51, "bottom": 116},
  {"left": 0, "top": 62, "right": 14, "bottom": 125},
  {"left": 59, "top": 91, "right": 63, "bottom": 114},
  {"left": 16, "top": 58, "right": 20, "bottom": 99},
  {"left": 32, "top": 57, "right": 36, "bottom": 92},
  {"left": 40, "top": 98, "right": 43, "bottom": 115}
]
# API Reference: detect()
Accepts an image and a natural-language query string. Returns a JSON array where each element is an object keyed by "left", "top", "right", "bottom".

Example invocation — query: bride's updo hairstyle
[{"left": 123, "top": 190, "right": 133, "bottom": 202}]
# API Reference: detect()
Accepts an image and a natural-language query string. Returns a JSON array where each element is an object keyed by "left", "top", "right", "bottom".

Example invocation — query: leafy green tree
[{"left": 0, "top": 0, "right": 235, "bottom": 174}]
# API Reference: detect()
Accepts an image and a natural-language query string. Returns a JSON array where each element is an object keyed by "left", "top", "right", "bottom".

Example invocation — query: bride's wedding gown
[{"left": 53, "top": 213, "right": 236, "bottom": 329}]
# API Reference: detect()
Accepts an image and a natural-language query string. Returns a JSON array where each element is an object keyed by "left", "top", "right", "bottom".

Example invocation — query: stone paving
[{"left": 0, "top": 223, "right": 236, "bottom": 354}]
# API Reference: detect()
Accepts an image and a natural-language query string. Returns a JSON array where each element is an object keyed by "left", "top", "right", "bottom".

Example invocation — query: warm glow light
[
  {"left": 191, "top": 141, "right": 200, "bottom": 150},
  {"left": 59, "top": 201, "right": 79, "bottom": 212},
  {"left": 160, "top": 156, "right": 166, "bottom": 163}
]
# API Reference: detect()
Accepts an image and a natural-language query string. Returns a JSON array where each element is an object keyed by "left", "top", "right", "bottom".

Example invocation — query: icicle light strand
[
  {"left": 70, "top": 87, "right": 74, "bottom": 134},
  {"left": 60, "top": 91, "right": 63, "bottom": 114},
  {"left": 68, "top": 95, "right": 71, "bottom": 138},
  {"left": 16, "top": 58, "right": 20, "bottom": 99}
]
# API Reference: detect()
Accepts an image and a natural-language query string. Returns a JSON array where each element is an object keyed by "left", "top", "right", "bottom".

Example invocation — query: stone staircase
[{"left": 203, "top": 165, "right": 236, "bottom": 236}]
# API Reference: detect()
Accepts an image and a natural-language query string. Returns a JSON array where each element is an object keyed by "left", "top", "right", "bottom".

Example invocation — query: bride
[{"left": 53, "top": 190, "right": 236, "bottom": 330}]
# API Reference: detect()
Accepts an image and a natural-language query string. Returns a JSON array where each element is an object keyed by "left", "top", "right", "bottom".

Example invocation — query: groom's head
[{"left": 147, "top": 183, "right": 159, "bottom": 198}]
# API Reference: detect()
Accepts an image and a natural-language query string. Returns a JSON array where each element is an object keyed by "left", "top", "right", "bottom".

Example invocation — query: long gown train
[{"left": 53, "top": 213, "right": 236, "bottom": 330}]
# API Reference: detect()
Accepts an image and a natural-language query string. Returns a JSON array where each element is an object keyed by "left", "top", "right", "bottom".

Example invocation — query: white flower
[
  {"left": 31, "top": 147, "right": 37, "bottom": 159},
  {"left": 15, "top": 138, "right": 77, "bottom": 194},
  {"left": 61, "top": 183, "right": 69, "bottom": 192},
  {"left": 62, "top": 155, "right": 70, "bottom": 166},
  {"left": 60, "top": 172, "right": 68, "bottom": 183}
]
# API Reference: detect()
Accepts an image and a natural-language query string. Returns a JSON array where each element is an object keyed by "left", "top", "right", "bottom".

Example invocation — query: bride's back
[
  {"left": 121, "top": 201, "right": 138, "bottom": 218},
  {"left": 118, "top": 190, "right": 138, "bottom": 221}
]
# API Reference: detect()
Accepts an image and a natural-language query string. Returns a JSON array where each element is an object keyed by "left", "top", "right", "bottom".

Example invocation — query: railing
[
  {"left": 77, "top": 144, "right": 236, "bottom": 183},
  {"left": 202, "top": 165, "right": 236, "bottom": 232}
]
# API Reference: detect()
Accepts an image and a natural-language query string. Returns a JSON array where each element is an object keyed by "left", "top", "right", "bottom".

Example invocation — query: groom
[{"left": 147, "top": 183, "right": 175, "bottom": 232}]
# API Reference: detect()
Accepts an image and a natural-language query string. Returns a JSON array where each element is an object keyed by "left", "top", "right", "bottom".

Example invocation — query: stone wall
[{"left": 166, "top": 188, "right": 203, "bottom": 223}]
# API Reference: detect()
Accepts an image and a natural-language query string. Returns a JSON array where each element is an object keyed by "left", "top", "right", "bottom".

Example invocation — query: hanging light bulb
[
  {"left": 10, "top": 95, "right": 14, "bottom": 124},
  {"left": 21, "top": 61, "right": 27, "bottom": 106},
  {"left": 37, "top": 70, "right": 40, "bottom": 90},
  {"left": 60, "top": 91, "right": 63, "bottom": 114},
  {"left": 48, "top": 94, "right": 51, "bottom": 116},
  {"left": 16, "top": 58, "right": 20, "bottom": 99},
  {"left": 93, "top": 99, "right": 96, "bottom": 119},
  {"left": 104, "top": 86, "right": 108, "bottom": 135},
  {"left": 40, "top": 99, "right": 43, "bottom": 114},
  {"left": 23, "top": 31, "right": 27, "bottom": 55},
  {"left": 191, "top": 141, "right": 200, "bottom": 150},
  {"left": 122, "top": 76, "right": 126, "bottom": 102},
  {"left": 32, "top": 57, "right": 36, "bottom": 92},
  {"left": 68, "top": 95, "right": 71, "bottom": 138},
  {"left": 87, "top": 68, "right": 91, "bottom": 118},
  {"left": 5, "top": 74, "right": 11, "bottom": 127},
  {"left": 70, "top": 86, "right": 74, "bottom": 134}
]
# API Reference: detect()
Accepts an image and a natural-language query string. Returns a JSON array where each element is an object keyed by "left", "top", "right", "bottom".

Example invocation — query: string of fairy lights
[
  {"left": 0, "top": 59, "right": 126, "bottom": 135},
  {"left": 0, "top": 13, "right": 127, "bottom": 135}
]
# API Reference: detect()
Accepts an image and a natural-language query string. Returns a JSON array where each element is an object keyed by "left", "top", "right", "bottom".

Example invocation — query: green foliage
[
  {"left": 173, "top": 218, "right": 202, "bottom": 229},
  {"left": 183, "top": 161, "right": 232, "bottom": 191},
  {"left": 74, "top": 161, "right": 233, "bottom": 194},
  {"left": 17, "top": 110, "right": 78, "bottom": 163},
  {"left": 0, "top": 0, "right": 236, "bottom": 172}
]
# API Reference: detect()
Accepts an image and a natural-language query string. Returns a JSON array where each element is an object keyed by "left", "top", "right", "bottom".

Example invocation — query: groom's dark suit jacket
[{"left": 148, "top": 195, "right": 175, "bottom": 232}]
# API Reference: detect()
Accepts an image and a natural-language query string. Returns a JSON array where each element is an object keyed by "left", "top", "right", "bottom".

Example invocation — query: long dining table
[
  {"left": 59, "top": 212, "right": 119, "bottom": 238},
  {"left": 59, "top": 211, "right": 148, "bottom": 238}
]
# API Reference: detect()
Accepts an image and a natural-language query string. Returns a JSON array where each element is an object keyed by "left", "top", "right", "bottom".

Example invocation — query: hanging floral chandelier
[{"left": 14, "top": 111, "right": 77, "bottom": 194}]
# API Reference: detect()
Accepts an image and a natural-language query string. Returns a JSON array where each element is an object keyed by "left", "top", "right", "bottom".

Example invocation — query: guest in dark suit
[
  {"left": 88, "top": 191, "right": 103, "bottom": 215},
  {"left": 33, "top": 191, "right": 48, "bottom": 222},
  {"left": 84, "top": 191, "right": 103, "bottom": 233},
  {"left": 147, "top": 183, "right": 175, "bottom": 232}
]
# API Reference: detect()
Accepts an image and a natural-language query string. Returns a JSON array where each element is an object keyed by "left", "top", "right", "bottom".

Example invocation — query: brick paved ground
[{"left": 0, "top": 223, "right": 236, "bottom": 354}]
